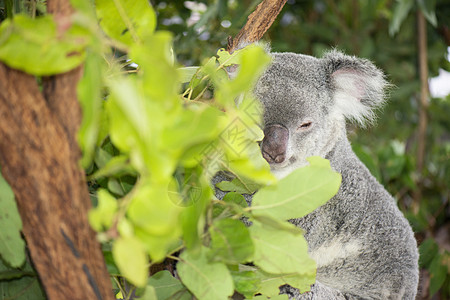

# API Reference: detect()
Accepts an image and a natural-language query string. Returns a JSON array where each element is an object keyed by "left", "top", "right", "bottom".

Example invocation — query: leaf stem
[{"left": 113, "top": 276, "right": 127, "bottom": 299}]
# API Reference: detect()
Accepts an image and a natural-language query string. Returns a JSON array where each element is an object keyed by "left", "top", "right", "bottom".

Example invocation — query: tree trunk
[
  {"left": 413, "top": 9, "right": 429, "bottom": 213},
  {"left": 0, "top": 0, "right": 114, "bottom": 298}
]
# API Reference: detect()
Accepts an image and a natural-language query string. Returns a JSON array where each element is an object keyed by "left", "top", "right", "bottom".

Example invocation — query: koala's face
[
  {"left": 254, "top": 53, "right": 341, "bottom": 178},
  {"left": 254, "top": 51, "right": 386, "bottom": 178}
]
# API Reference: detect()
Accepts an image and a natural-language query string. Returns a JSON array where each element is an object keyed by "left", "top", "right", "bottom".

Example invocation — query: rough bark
[
  {"left": 227, "top": 0, "right": 287, "bottom": 52},
  {"left": 0, "top": 0, "right": 114, "bottom": 298}
]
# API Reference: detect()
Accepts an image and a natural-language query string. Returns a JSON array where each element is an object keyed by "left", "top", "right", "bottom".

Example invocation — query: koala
[{"left": 217, "top": 50, "right": 419, "bottom": 299}]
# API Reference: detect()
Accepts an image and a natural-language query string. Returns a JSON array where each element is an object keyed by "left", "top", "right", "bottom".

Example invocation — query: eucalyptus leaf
[
  {"left": 78, "top": 52, "right": 105, "bottom": 168},
  {"left": 147, "top": 270, "right": 192, "bottom": 300},
  {"left": 216, "top": 177, "right": 259, "bottom": 194},
  {"left": 417, "top": 0, "right": 437, "bottom": 27},
  {"left": 428, "top": 254, "right": 447, "bottom": 296},
  {"left": 89, "top": 155, "right": 133, "bottom": 180},
  {"left": 178, "top": 246, "right": 234, "bottom": 300},
  {"left": 216, "top": 48, "right": 241, "bottom": 66},
  {"left": 0, "top": 276, "right": 45, "bottom": 300},
  {"left": 230, "top": 270, "right": 261, "bottom": 298},
  {"left": 0, "top": 171, "right": 25, "bottom": 268},
  {"left": 223, "top": 191, "right": 248, "bottom": 207},
  {"left": 136, "top": 285, "right": 158, "bottom": 300},
  {"left": 0, "top": 15, "right": 88, "bottom": 75},
  {"left": 209, "top": 218, "right": 254, "bottom": 264},
  {"left": 418, "top": 238, "right": 439, "bottom": 267},
  {"left": 88, "top": 189, "right": 118, "bottom": 232},
  {"left": 251, "top": 156, "right": 341, "bottom": 220},
  {"left": 127, "top": 181, "right": 182, "bottom": 262},
  {"left": 249, "top": 221, "right": 316, "bottom": 275},
  {"left": 254, "top": 295, "right": 289, "bottom": 300},
  {"left": 95, "top": 0, "right": 156, "bottom": 46},
  {"left": 178, "top": 66, "right": 200, "bottom": 83},
  {"left": 113, "top": 236, "right": 148, "bottom": 287},
  {"left": 389, "top": 0, "right": 414, "bottom": 36},
  {"left": 257, "top": 269, "right": 314, "bottom": 297}
]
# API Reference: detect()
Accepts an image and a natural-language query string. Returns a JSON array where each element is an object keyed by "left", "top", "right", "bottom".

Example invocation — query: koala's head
[{"left": 254, "top": 50, "right": 387, "bottom": 178}]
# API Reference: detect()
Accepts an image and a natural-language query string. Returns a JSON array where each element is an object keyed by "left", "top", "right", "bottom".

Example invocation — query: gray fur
[{"left": 219, "top": 50, "right": 419, "bottom": 299}]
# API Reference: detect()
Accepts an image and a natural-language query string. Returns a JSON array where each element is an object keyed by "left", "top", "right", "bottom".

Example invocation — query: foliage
[
  {"left": 0, "top": 170, "right": 25, "bottom": 268},
  {"left": 0, "top": 0, "right": 342, "bottom": 299},
  {"left": 0, "top": 259, "right": 45, "bottom": 300},
  {"left": 0, "top": 0, "right": 448, "bottom": 299}
]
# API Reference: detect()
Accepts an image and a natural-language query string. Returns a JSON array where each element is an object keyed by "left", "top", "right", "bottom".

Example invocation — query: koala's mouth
[{"left": 268, "top": 155, "right": 296, "bottom": 170}]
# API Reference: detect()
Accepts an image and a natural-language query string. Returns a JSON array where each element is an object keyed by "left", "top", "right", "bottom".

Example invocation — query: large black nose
[{"left": 261, "top": 124, "right": 289, "bottom": 164}]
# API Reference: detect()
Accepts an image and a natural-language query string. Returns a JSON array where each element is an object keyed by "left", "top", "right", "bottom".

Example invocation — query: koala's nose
[{"left": 261, "top": 124, "right": 289, "bottom": 164}]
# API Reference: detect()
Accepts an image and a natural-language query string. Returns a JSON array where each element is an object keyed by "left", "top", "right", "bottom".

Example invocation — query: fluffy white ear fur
[{"left": 326, "top": 51, "right": 388, "bottom": 127}]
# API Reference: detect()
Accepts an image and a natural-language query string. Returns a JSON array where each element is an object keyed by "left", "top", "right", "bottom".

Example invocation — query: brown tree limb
[
  {"left": 0, "top": 0, "right": 113, "bottom": 298},
  {"left": 413, "top": 10, "right": 429, "bottom": 213},
  {"left": 227, "top": 0, "right": 287, "bottom": 52}
]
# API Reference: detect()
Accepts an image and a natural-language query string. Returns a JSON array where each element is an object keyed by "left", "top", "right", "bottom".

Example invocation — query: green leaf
[
  {"left": 216, "top": 48, "right": 241, "bottom": 66},
  {"left": 257, "top": 269, "right": 314, "bottom": 297},
  {"left": 429, "top": 254, "right": 448, "bottom": 296},
  {"left": 223, "top": 192, "right": 248, "bottom": 208},
  {"left": 178, "top": 246, "right": 234, "bottom": 300},
  {"left": 129, "top": 31, "right": 179, "bottom": 103},
  {"left": 147, "top": 270, "right": 192, "bottom": 300},
  {"left": 88, "top": 189, "right": 118, "bottom": 232},
  {"left": 251, "top": 157, "right": 341, "bottom": 220},
  {"left": 209, "top": 218, "right": 254, "bottom": 264},
  {"left": 178, "top": 66, "right": 200, "bottom": 83},
  {"left": 78, "top": 52, "right": 105, "bottom": 168},
  {"left": 230, "top": 270, "right": 261, "bottom": 298},
  {"left": 252, "top": 215, "right": 304, "bottom": 236},
  {"left": 162, "top": 106, "right": 222, "bottom": 153},
  {"left": 0, "top": 171, "right": 25, "bottom": 268},
  {"left": 0, "top": 259, "right": 46, "bottom": 299},
  {"left": 178, "top": 176, "right": 211, "bottom": 249},
  {"left": 95, "top": 146, "right": 114, "bottom": 169},
  {"left": 102, "top": 248, "right": 120, "bottom": 275},
  {"left": 136, "top": 285, "right": 158, "bottom": 300},
  {"left": 216, "top": 177, "right": 259, "bottom": 194},
  {"left": 127, "top": 181, "right": 182, "bottom": 261},
  {"left": 89, "top": 155, "right": 133, "bottom": 180},
  {"left": 352, "top": 144, "right": 381, "bottom": 181},
  {"left": 0, "top": 15, "right": 88, "bottom": 75},
  {"left": 113, "top": 236, "right": 148, "bottom": 287},
  {"left": 249, "top": 221, "right": 316, "bottom": 276},
  {"left": 0, "top": 276, "right": 46, "bottom": 300},
  {"left": 389, "top": 0, "right": 414, "bottom": 36},
  {"left": 212, "top": 192, "right": 248, "bottom": 219},
  {"left": 417, "top": 0, "right": 437, "bottom": 27},
  {"left": 253, "top": 295, "right": 289, "bottom": 300},
  {"left": 419, "top": 238, "right": 439, "bottom": 267},
  {"left": 429, "top": 253, "right": 447, "bottom": 296},
  {"left": 108, "top": 178, "right": 126, "bottom": 196},
  {"left": 95, "top": 0, "right": 156, "bottom": 46},
  {"left": 216, "top": 45, "right": 271, "bottom": 106}
]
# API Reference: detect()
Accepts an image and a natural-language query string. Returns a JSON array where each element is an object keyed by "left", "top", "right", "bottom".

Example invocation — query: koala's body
[{"left": 226, "top": 50, "right": 419, "bottom": 299}]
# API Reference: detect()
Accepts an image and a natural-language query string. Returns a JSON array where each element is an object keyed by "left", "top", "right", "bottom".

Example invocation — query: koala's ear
[{"left": 324, "top": 50, "right": 388, "bottom": 126}]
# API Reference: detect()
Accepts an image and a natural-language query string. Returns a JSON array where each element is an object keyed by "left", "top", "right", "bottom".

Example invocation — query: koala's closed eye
[{"left": 297, "top": 121, "right": 312, "bottom": 130}]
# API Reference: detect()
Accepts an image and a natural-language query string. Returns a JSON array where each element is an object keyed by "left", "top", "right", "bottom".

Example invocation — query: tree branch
[
  {"left": 413, "top": 9, "right": 429, "bottom": 213},
  {"left": 227, "top": 0, "right": 287, "bottom": 52}
]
